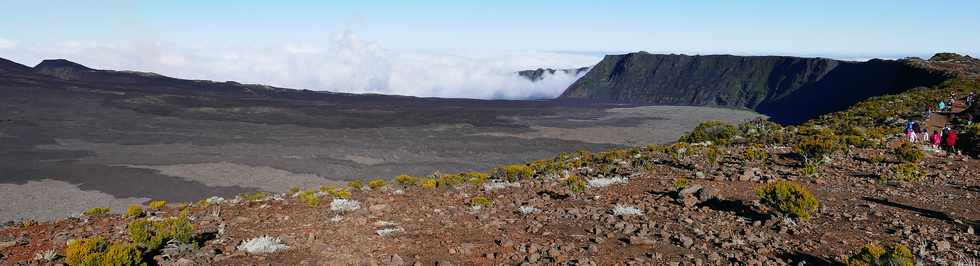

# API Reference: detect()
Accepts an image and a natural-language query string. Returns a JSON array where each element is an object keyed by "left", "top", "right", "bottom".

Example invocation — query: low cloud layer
[{"left": 0, "top": 32, "right": 600, "bottom": 99}]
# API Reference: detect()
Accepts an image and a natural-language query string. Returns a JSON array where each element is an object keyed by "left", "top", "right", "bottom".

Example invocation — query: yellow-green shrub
[
  {"left": 742, "top": 145, "right": 769, "bottom": 162},
  {"left": 298, "top": 190, "right": 321, "bottom": 207},
  {"left": 83, "top": 207, "right": 110, "bottom": 216},
  {"left": 238, "top": 191, "right": 269, "bottom": 201},
  {"left": 368, "top": 179, "right": 386, "bottom": 190},
  {"left": 347, "top": 180, "right": 363, "bottom": 190},
  {"left": 844, "top": 243, "right": 914, "bottom": 266},
  {"left": 679, "top": 120, "right": 739, "bottom": 145},
  {"left": 289, "top": 187, "right": 300, "bottom": 195},
  {"left": 65, "top": 237, "right": 145, "bottom": 266},
  {"left": 66, "top": 236, "right": 108, "bottom": 266},
  {"left": 794, "top": 135, "right": 842, "bottom": 162},
  {"left": 331, "top": 188, "right": 352, "bottom": 199},
  {"left": 470, "top": 196, "right": 490, "bottom": 207},
  {"left": 672, "top": 177, "right": 689, "bottom": 190},
  {"left": 887, "top": 163, "right": 924, "bottom": 182},
  {"left": 869, "top": 154, "right": 885, "bottom": 165},
  {"left": 464, "top": 171, "right": 488, "bottom": 186},
  {"left": 756, "top": 180, "right": 819, "bottom": 220},
  {"left": 893, "top": 142, "right": 923, "bottom": 163},
  {"left": 103, "top": 243, "right": 143, "bottom": 266},
  {"left": 420, "top": 178, "right": 438, "bottom": 189},
  {"left": 497, "top": 164, "right": 534, "bottom": 182},
  {"left": 566, "top": 175, "right": 587, "bottom": 193},
  {"left": 394, "top": 175, "right": 419, "bottom": 186},
  {"left": 801, "top": 161, "right": 820, "bottom": 177},
  {"left": 129, "top": 215, "right": 194, "bottom": 251},
  {"left": 125, "top": 205, "right": 144, "bottom": 218},
  {"left": 705, "top": 145, "right": 721, "bottom": 166},
  {"left": 436, "top": 173, "right": 466, "bottom": 187},
  {"left": 147, "top": 200, "right": 167, "bottom": 210}
]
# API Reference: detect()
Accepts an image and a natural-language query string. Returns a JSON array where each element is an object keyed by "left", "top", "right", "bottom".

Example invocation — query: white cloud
[
  {"left": 0, "top": 32, "right": 600, "bottom": 100},
  {"left": 0, "top": 38, "right": 15, "bottom": 49}
]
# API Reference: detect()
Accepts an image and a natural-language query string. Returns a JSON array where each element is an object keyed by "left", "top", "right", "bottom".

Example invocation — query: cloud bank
[{"left": 0, "top": 32, "right": 600, "bottom": 100}]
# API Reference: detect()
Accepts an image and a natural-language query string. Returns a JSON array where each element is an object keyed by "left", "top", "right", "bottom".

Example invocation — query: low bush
[
  {"left": 705, "top": 145, "right": 721, "bottom": 167},
  {"left": 893, "top": 142, "right": 924, "bottom": 163},
  {"left": 297, "top": 190, "right": 321, "bottom": 207},
  {"left": 394, "top": 175, "right": 419, "bottom": 186},
  {"left": 844, "top": 243, "right": 914, "bottom": 266},
  {"left": 464, "top": 171, "right": 489, "bottom": 185},
  {"left": 496, "top": 164, "right": 534, "bottom": 182},
  {"left": 102, "top": 243, "right": 143, "bottom": 266},
  {"left": 239, "top": 192, "right": 270, "bottom": 202},
  {"left": 756, "top": 180, "right": 819, "bottom": 220},
  {"left": 368, "top": 179, "right": 386, "bottom": 190},
  {"left": 331, "top": 188, "right": 352, "bottom": 199},
  {"left": 125, "top": 205, "right": 144, "bottom": 218},
  {"left": 82, "top": 207, "right": 110, "bottom": 216},
  {"left": 800, "top": 161, "right": 821, "bottom": 178},
  {"left": 679, "top": 120, "right": 739, "bottom": 145},
  {"left": 347, "top": 180, "right": 363, "bottom": 190},
  {"left": 742, "top": 145, "right": 769, "bottom": 162},
  {"left": 436, "top": 173, "right": 467, "bottom": 187},
  {"left": 869, "top": 154, "right": 885, "bottom": 165},
  {"left": 129, "top": 215, "right": 194, "bottom": 251},
  {"left": 420, "top": 178, "right": 438, "bottom": 189},
  {"left": 470, "top": 196, "right": 490, "bottom": 207},
  {"left": 147, "top": 200, "right": 167, "bottom": 210},
  {"left": 794, "top": 134, "right": 843, "bottom": 163},
  {"left": 672, "top": 177, "right": 689, "bottom": 190},
  {"left": 666, "top": 142, "right": 691, "bottom": 162},
  {"left": 886, "top": 163, "right": 924, "bottom": 182},
  {"left": 565, "top": 175, "right": 587, "bottom": 193},
  {"left": 65, "top": 236, "right": 144, "bottom": 266}
]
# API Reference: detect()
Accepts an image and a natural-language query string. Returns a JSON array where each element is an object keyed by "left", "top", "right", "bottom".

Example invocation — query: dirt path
[{"left": 924, "top": 98, "right": 966, "bottom": 131}]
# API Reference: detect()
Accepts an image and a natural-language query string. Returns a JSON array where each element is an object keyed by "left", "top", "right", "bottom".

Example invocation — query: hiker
[
  {"left": 938, "top": 101, "right": 946, "bottom": 112},
  {"left": 924, "top": 108, "right": 932, "bottom": 119},
  {"left": 920, "top": 128, "right": 930, "bottom": 143},
  {"left": 945, "top": 130, "right": 958, "bottom": 153},
  {"left": 931, "top": 130, "right": 942, "bottom": 149},
  {"left": 906, "top": 127, "right": 916, "bottom": 142}
]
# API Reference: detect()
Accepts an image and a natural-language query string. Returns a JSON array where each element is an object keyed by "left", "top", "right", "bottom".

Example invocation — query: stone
[
  {"left": 696, "top": 187, "right": 719, "bottom": 202},
  {"left": 628, "top": 236, "right": 656, "bottom": 246},
  {"left": 935, "top": 240, "right": 950, "bottom": 252},
  {"left": 382, "top": 254, "right": 405, "bottom": 266},
  {"left": 369, "top": 204, "right": 389, "bottom": 213}
]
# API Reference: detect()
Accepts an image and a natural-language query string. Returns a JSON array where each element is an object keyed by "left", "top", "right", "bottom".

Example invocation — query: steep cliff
[{"left": 560, "top": 52, "right": 953, "bottom": 123}]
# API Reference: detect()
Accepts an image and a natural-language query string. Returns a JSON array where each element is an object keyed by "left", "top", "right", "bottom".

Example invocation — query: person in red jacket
[
  {"left": 945, "top": 130, "right": 958, "bottom": 153},
  {"left": 930, "top": 130, "right": 942, "bottom": 150}
]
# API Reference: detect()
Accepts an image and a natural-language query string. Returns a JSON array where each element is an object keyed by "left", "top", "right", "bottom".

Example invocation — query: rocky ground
[{"left": 1, "top": 134, "right": 977, "bottom": 265}]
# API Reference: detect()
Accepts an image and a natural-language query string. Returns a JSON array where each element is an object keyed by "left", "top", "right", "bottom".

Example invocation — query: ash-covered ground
[{"left": 0, "top": 75, "right": 761, "bottom": 222}]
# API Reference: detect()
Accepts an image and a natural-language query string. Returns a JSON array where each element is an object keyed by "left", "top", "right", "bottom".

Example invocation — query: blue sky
[
  {"left": 3, "top": 1, "right": 978, "bottom": 56},
  {"left": 0, "top": 1, "right": 977, "bottom": 98}
]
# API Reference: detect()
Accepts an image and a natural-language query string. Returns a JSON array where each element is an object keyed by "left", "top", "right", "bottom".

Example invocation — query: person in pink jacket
[{"left": 930, "top": 130, "right": 942, "bottom": 149}]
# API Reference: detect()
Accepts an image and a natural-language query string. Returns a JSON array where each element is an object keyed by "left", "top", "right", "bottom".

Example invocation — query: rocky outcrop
[
  {"left": 560, "top": 52, "right": 955, "bottom": 123},
  {"left": 517, "top": 67, "right": 590, "bottom": 82}
]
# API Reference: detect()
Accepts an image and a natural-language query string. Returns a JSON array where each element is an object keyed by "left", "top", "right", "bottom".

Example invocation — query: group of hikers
[
  {"left": 908, "top": 91, "right": 977, "bottom": 155},
  {"left": 905, "top": 120, "right": 958, "bottom": 153}
]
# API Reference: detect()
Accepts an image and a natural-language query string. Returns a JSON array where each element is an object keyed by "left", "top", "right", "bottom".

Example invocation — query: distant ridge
[
  {"left": 0, "top": 57, "right": 31, "bottom": 73},
  {"left": 558, "top": 52, "right": 968, "bottom": 123}
]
